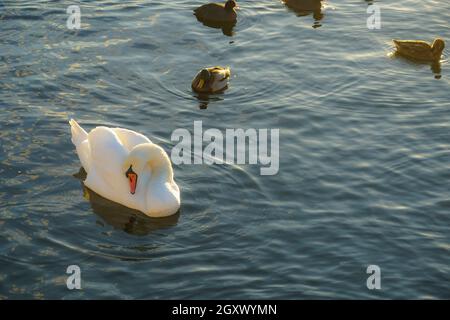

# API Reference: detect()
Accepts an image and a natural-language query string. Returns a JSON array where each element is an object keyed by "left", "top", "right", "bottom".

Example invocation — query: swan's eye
[{"left": 125, "top": 165, "right": 134, "bottom": 178}]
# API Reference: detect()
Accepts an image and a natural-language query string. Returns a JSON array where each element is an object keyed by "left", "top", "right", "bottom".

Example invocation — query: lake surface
[{"left": 0, "top": 0, "right": 449, "bottom": 299}]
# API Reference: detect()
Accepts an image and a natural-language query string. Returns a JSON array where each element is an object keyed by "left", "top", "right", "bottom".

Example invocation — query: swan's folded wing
[
  {"left": 112, "top": 127, "right": 152, "bottom": 152},
  {"left": 87, "top": 127, "right": 128, "bottom": 189},
  {"left": 76, "top": 140, "right": 92, "bottom": 173}
]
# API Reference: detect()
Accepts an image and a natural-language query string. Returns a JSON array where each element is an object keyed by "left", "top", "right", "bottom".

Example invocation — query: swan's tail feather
[{"left": 69, "top": 119, "right": 88, "bottom": 145}]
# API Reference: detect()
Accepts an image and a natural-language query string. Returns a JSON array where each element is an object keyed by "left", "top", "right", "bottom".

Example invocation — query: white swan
[{"left": 69, "top": 119, "right": 180, "bottom": 217}]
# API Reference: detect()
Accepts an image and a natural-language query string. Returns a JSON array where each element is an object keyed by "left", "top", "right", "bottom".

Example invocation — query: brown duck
[
  {"left": 393, "top": 38, "right": 445, "bottom": 62},
  {"left": 194, "top": 0, "right": 239, "bottom": 23}
]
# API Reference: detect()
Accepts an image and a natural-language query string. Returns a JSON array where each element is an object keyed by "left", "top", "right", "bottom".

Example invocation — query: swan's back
[
  {"left": 88, "top": 127, "right": 127, "bottom": 171},
  {"left": 112, "top": 127, "right": 152, "bottom": 152}
]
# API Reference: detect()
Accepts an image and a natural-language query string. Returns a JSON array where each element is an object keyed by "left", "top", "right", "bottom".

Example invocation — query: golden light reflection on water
[{"left": 1, "top": 0, "right": 449, "bottom": 299}]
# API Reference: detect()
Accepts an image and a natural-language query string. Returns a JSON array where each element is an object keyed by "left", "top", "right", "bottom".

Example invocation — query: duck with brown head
[
  {"left": 393, "top": 38, "right": 445, "bottom": 62},
  {"left": 194, "top": 0, "right": 239, "bottom": 23},
  {"left": 431, "top": 38, "right": 446, "bottom": 59},
  {"left": 191, "top": 67, "right": 231, "bottom": 94}
]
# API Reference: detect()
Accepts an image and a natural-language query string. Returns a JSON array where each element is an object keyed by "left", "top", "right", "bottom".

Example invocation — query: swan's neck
[
  {"left": 141, "top": 144, "right": 174, "bottom": 184},
  {"left": 148, "top": 157, "right": 173, "bottom": 184}
]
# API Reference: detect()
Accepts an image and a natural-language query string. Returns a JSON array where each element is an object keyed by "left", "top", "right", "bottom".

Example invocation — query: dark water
[{"left": 1, "top": 0, "right": 449, "bottom": 299}]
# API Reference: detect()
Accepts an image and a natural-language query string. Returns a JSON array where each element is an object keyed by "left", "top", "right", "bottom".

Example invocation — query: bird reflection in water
[
  {"left": 73, "top": 168, "right": 180, "bottom": 236},
  {"left": 391, "top": 52, "right": 443, "bottom": 80},
  {"left": 283, "top": 0, "right": 324, "bottom": 28},
  {"left": 195, "top": 17, "right": 236, "bottom": 37},
  {"left": 431, "top": 62, "right": 442, "bottom": 79},
  {"left": 192, "top": 91, "right": 227, "bottom": 109}
]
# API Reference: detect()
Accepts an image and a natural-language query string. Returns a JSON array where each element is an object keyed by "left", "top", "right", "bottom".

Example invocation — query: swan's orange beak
[
  {"left": 125, "top": 165, "right": 138, "bottom": 195},
  {"left": 128, "top": 173, "right": 137, "bottom": 194}
]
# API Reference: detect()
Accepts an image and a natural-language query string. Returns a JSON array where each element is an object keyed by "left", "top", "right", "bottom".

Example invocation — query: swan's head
[
  {"left": 122, "top": 143, "right": 173, "bottom": 195},
  {"left": 432, "top": 38, "right": 445, "bottom": 57}
]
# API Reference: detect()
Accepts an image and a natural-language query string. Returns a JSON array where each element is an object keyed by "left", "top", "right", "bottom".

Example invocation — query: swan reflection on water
[{"left": 73, "top": 168, "right": 180, "bottom": 236}]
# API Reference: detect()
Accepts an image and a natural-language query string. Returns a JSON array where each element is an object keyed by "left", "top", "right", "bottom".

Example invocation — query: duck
[
  {"left": 191, "top": 67, "right": 231, "bottom": 94},
  {"left": 194, "top": 0, "right": 239, "bottom": 23},
  {"left": 69, "top": 119, "right": 180, "bottom": 218},
  {"left": 393, "top": 38, "right": 445, "bottom": 62}
]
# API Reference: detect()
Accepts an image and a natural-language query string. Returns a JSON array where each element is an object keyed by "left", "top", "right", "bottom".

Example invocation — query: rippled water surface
[{"left": 1, "top": 0, "right": 449, "bottom": 299}]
